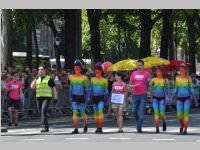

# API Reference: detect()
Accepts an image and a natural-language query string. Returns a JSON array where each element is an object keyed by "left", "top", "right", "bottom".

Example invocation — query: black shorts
[
  {"left": 153, "top": 96, "right": 165, "bottom": 101},
  {"left": 72, "top": 95, "right": 85, "bottom": 103},
  {"left": 92, "top": 95, "right": 105, "bottom": 104},
  {"left": 177, "top": 96, "right": 190, "bottom": 102},
  {"left": 8, "top": 98, "right": 21, "bottom": 110}
]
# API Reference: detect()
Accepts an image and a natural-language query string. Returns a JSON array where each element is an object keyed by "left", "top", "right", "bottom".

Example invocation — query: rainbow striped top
[
  {"left": 149, "top": 78, "right": 170, "bottom": 97},
  {"left": 174, "top": 76, "right": 195, "bottom": 98},
  {"left": 69, "top": 75, "right": 88, "bottom": 96},
  {"left": 90, "top": 77, "right": 108, "bottom": 97}
]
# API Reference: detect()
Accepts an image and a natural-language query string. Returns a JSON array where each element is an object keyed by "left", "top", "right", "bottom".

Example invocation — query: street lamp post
[{"left": 55, "top": 39, "right": 61, "bottom": 70}]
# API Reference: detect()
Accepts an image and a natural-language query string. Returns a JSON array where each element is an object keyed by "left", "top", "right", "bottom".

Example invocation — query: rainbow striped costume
[
  {"left": 173, "top": 76, "right": 198, "bottom": 131},
  {"left": 149, "top": 78, "right": 170, "bottom": 128},
  {"left": 90, "top": 77, "right": 108, "bottom": 129},
  {"left": 69, "top": 75, "right": 88, "bottom": 129}
]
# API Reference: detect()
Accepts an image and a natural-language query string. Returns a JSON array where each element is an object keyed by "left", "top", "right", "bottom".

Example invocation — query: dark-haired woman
[{"left": 111, "top": 72, "right": 127, "bottom": 133}]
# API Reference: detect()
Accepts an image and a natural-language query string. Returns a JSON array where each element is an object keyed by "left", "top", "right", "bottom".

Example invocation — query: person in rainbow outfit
[
  {"left": 89, "top": 62, "right": 109, "bottom": 133},
  {"left": 69, "top": 59, "right": 88, "bottom": 134},
  {"left": 172, "top": 63, "right": 199, "bottom": 135},
  {"left": 149, "top": 66, "right": 170, "bottom": 133}
]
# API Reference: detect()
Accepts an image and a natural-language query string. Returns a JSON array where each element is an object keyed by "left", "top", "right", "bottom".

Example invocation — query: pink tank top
[{"left": 113, "top": 82, "right": 126, "bottom": 94}]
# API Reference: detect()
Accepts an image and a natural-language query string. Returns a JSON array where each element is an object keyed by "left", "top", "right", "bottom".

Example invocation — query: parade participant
[
  {"left": 69, "top": 59, "right": 88, "bottom": 134},
  {"left": 31, "top": 65, "right": 57, "bottom": 132},
  {"left": 172, "top": 64, "right": 199, "bottom": 135},
  {"left": 129, "top": 60, "right": 151, "bottom": 133},
  {"left": 149, "top": 66, "right": 170, "bottom": 133},
  {"left": 89, "top": 62, "right": 108, "bottom": 133},
  {"left": 6, "top": 73, "right": 23, "bottom": 127},
  {"left": 111, "top": 71, "right": 127, "bottom": 133}
]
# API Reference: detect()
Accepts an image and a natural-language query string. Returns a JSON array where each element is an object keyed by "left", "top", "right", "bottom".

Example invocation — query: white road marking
[
  {"left": 152, "top": 138, "right": 176, "bottom": 141},
  {"left": 22, "top": 139, "right": 45, "bottom": 141},
  {"left": 196, "top": 140, "right": 200, "bottom": 142},
  {"left": 167, "top": 128, "right": 199, "bottom": 133},
  {"left": 8, "top": 128, "right": 38, "bottom": 133},
  {"left": 66, "top": 137, "right": 89, "bottom": 140},
  {"left": 109, "top": 137, "right": 131, "bottom": 140},
  {"left": 103, "top": 128, "right": 117, "bottom": 132}
]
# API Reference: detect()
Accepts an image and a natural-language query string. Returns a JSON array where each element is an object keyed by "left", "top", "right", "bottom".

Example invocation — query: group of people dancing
[{"left": 28, "top": 59, "right": 199, "bottom": 135}]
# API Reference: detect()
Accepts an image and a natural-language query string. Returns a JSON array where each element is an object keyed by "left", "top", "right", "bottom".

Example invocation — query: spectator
[
  {"left": 1, "top": 74, "right": 8, "bottom": 117},
  {"left": 6, "top": 72, "right": 23, "bottom": 127}
]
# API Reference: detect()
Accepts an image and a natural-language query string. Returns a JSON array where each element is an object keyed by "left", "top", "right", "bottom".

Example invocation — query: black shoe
[
  {"left": 163, "top": 122, "right": 166, "bottom": 131},
  {"left": 180, "top": 127, "right": 183, "bottom": 134},
  {"left": 95, "top": 128, "right": 100, "bottom": 133},
  {"left": 72, "top": 128, "right": 79, "bottom": 134},
  {"left": 95, "top": 128, "right": 103, "bottom": 134},
  {"left": 83, "top": 125, "right": 88, "bottom": 133},
  {"left": 99, "top": 128, "right": 103, "bottom": 133},
  {"left": 183, "top": 128, "right": 187, "bottom": 135},
  {"left": 137, "top": 129, "right": 142, "bottom": 133},
  {"left": 8, "top": 122, "right": 13, "bottom": 126},
  {"left": 118, "top": 129, "right": 124, "bottom": 133},
  {"left": 183, "top": 131, "right": 187, "bottom": 135},
  {"left": 156, "top": 127, "right": 160, "bottom": 133},
  {"left": 14, "top": 123, "right": 18, "bottom": 126},
  {"left": 40, "top": 128, "right": 49, "bottom": 133}
]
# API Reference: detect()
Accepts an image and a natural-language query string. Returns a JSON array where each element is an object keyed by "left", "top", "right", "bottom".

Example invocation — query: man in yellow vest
[{"left": 31, "top": 65, "right": 57, "bottom": 132}]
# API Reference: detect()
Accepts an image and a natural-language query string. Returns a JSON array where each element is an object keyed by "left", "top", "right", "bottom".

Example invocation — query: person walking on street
[
  {"left": 89, "top": 62, "right": 109, "bottom": 133},
  {"left": 111, "top": 71, "right": 127, "bottom": 133},
  {"left": 149, "top": 66, "right": 170, "bottom": 133},
  {"left": 31, "top": 65, "right": 57, "bottom": 132},
  {"left": 172, "top": 64, "right": 199, "bottom": 135},
  {"left": 129, "top": 60, "right": 151, "bottom": 133},
  {"left": 69, "top": 59, "right": 88, "bottom": 134}
]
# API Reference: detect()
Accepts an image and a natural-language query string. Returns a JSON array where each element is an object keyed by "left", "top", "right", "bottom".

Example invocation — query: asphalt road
[{"left": 1, "top": 108, "right": 200, "bottom": 142}]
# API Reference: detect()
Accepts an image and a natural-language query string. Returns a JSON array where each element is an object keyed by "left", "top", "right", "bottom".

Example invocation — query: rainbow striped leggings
[
  {"left": 72, "top": 102, "right": 88, "bottom": 129},
  {"left": 93, "top": 101, "right": 104, "bottom": 128},
  {"left": 152, "top": 96, "right": 166, "bottom": 127},
  {"left": 176, "top": 97, "right": 191, "bottom": 129}
]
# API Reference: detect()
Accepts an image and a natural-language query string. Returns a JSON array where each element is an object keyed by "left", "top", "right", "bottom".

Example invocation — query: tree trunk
[
  {"left": 32, "top": 17, "right": 40, "bottom": 69},
  {"left": 124, "top": 30, "right": 133, "bottom": 59},
  {"left": 87, "top": 9, "right": 102, "bottom": 64},
  {"left": 117, "top": 24, "right": 121, "bottom": 61},
  {"left": 64, "top": 9, "right": 82, "bottom": 70},
  {"left": 174, "top": 19, "right": 179, "bottom": 60},
  {"left": 160, "top": 10, "right": 172, "bottom": 59},
  {"left": 139, "top": 9, "right": 151, "bottom": 58},
  {"left": 169, "top": 11, "right": 174, "bottom": 60},
  {"left": 124, "top": 31, "right": 129, "bottom": 59},
  {"left": 47, "top": 20, "right": 60, "bottom": 69},
  {"left": 26, "top": 10, "right": 33, "bottom": 69},
  {"left": 186, "top": 14, "right": 196, "bottom": 74},
  {"left": 1, "top": 9, "right": 13, "bottom": 68}
]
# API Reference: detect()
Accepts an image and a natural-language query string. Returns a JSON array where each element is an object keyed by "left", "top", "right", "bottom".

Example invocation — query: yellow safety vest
[{"left": 36, "top": 75, "right": 52, "bottom": 97}]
